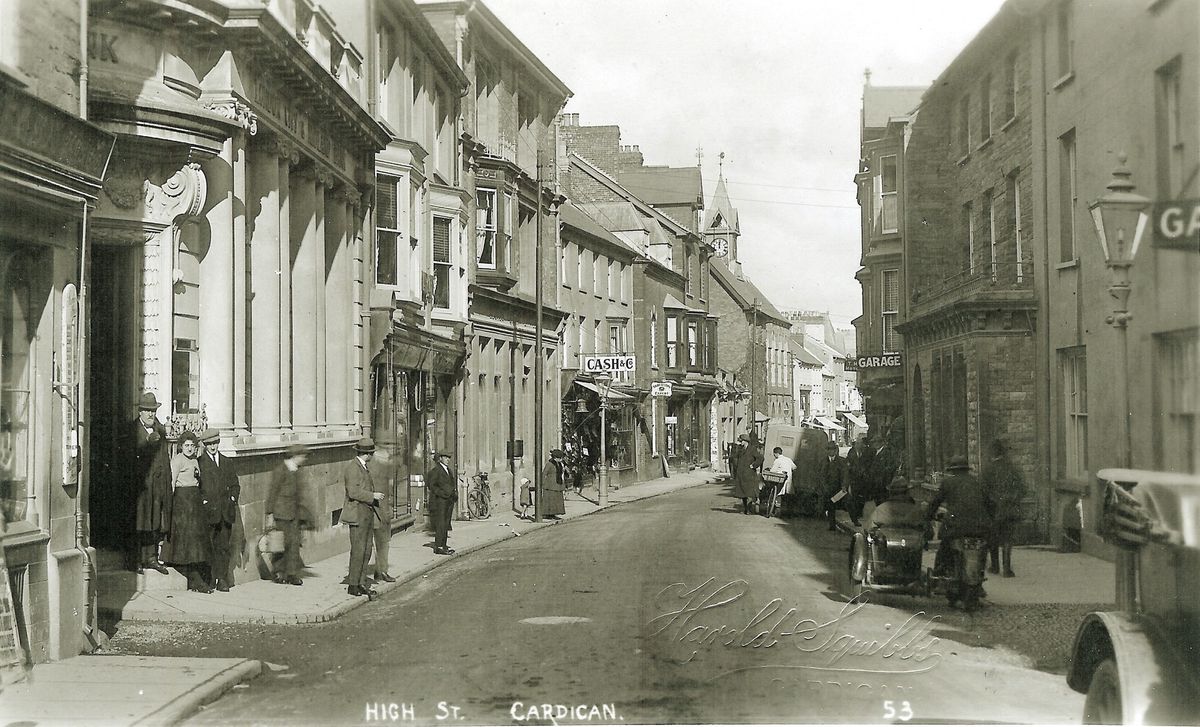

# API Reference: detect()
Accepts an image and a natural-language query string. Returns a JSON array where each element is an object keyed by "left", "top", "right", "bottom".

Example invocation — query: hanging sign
[
  {"left": 582, "top": 355, "right": 636, "bottom": 374},
  {"left": 1153, "top": 199, "right": 1200, "bottom": 250},
  {"left": 650, "top": 382, "right": 672, "bottom": 398}
]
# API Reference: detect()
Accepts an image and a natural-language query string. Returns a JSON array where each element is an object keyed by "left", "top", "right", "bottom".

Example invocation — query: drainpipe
[
  {"left": 79, "top": 0, "right": 88, "bottom": 119},
  {"left": 77, "top": 198, "right": 102, "bottom": 651}
]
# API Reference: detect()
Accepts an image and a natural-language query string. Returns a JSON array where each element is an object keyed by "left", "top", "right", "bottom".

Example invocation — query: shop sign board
[
  {"left": 664, "top": 416, "right": 678, "bottom": 424},
  {"left": 855, "top": 353, "right": 903, "bottom": 369},
  {"left": 1153, "top": 199, "right": 1200, "bottom": 250},
  {"left": 650, "top": 382, "right": 672, "bottom": 398},
  {"left": 582, "top": 355, "right": 636, "bottom": 375}
]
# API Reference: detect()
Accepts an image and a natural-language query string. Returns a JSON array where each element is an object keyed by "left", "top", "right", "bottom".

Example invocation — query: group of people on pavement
[
  {"left": 123, "top": 392, "right": 238, "bottom": 593},
  {"left": 726, "top": 421, "right": 1028, "bottom": 578}
]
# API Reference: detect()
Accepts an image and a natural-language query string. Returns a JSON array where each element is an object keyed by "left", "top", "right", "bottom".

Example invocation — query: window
[
  {"left": 958, "top": 95, "right": 971, "bottom": 157},
  {"left": 578, "top": 315, "right": 586, "bottom": 355},
  {"left": 432, "top": 216, "right": 452, "bottom": 309},
  {"left": 687, "top": 320, "right": 699, "bottom": 368},
  {"left": 1059, "top": 129, "right": 1077, "bottom": 262},
  {"left": 1156, "top": 329, "right": 1198, "bottom": 473},
  {"left": 1004, "top": 52, "right": 1018, "bottom": 122},
  {"left": 1156, "top": 57, "right": 1184, "bottom": 197},
  {"left": 576, "top": 246, "right": 584, "bottom": 293},
  {"left": 880, "top": 155, "right": 898, "bottom": 233},
  {"left": 476, "top": 189, "right": 497, "bottom": 269},
  {"left": 980, "top": 74, "right": 992, "bottom": 140},
  {"left": 684, "top": 251, "right": 693, "bottom": 295},
  {"left": 666, "top": 315, "right": 679, "bottom": 369},
  {"left": 1007, "top": 172, "right": 1024, "bottom": 282},
  {"left": 1056, "top": 0, "right": 1073, "bottom": 79},
  {"left": 503, "top": 193, "right": 515, "bottom": 271},
  {"left": 609, "top": 322, "right": 627, "bottom": 381},
  {"left": 0, "top": 252, "right": 35, "bottom": 526},
  {"left": 592, "top": 251, "right": 601, "bottom": 295},
  {"left": 984, "top": 190, "right": 997, "bottom": 281},
  {"left": 377, "top": 23, "right": 395, "bottom": 127},
  {"left": 650, "top": 310, "right": 659, "bottom": 368},
  {"left": 882, "top": 269, "right": 899, "bottom": 353},
  {"left": 963, "top": 202, "right": 975, "bottom": 273},
  {"left": 375, "top": 174, "right": 401, "bottom": 286},
  {"left": 1060, "top": 347, "right": 1088, "bottom": 479},
  {"left": 613, "top": 261, "right": 622, "bottom": 301}
]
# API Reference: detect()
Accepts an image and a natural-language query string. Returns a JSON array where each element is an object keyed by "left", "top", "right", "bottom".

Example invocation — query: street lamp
[
  {"left": 594, "top": 371, "right": 612, "bottom": 506},
  {"left": 1088, "top": 153, "right": 1150, "bottom": 612}
]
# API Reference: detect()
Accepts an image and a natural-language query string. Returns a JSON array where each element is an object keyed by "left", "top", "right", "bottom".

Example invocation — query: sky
[{"left": 484, "top": 0, "right": 1008, "bottom": 328}]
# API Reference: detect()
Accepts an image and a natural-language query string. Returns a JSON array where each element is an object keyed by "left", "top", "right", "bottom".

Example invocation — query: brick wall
[{"left": 561, "top": 124, "right": 622, "bottom": 175}]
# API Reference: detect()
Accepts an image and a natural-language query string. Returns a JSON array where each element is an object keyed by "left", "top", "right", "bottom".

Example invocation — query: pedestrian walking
[
  {"left": 733, "top": 434, "right": 763, "bottom": 515},
  {"left": 367, "top": 446, "right": 396, "bottom": 584},
  {"left": 981, "top": 438, "right": 1026, "bottom": 577},
  {"left": 540, "top": 449, "right": 568, "bottom": 520},
  {"left": 846, "top": 435, "right": 872, "bottom": 524},
  {"left": 341, "top": 437, "right": 384, "bottom": 598},
  {"left": 124, "top": 392, "right": 172, "bottom": 574},
  {"left": 198, "top": 428, "right": 239, "bottom": 592},
  {"left": 818, "top": 440, "right": 850, "bottom": 531},
  {"left": 265, "top": 444, "right": 311, "bottom": 586},
  {"left": 425, "top": 451, "right": 457, "bottom": 555},
  {"left": 162, "top": 431, "right": 211, "bottom": 592}
]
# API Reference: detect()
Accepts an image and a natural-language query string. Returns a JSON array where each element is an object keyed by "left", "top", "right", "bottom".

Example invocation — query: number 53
[{"left": 883, "top": 700, "right": 913, "bottom": 721}]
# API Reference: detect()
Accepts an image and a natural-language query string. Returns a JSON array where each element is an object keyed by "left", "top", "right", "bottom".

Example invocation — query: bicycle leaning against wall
[{"left": 458, "top": 471, "right": 491, "bottom": 520}]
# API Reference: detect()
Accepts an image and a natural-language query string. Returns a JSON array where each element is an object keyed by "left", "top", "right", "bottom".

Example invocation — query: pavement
[
  {"left": 1, "top": 468, "right": 716, "bottom": 727},
  {"left": 2, "top": 472, "right": 1117, "bottom": 726}
]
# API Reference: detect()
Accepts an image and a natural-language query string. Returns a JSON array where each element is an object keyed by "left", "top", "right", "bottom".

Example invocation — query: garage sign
[
  {"left": 1154, "top": 199, "right": 1200, "bottom": 251},
  {"left": 855, "top": 353, "right": 903, "bottom": 369}
]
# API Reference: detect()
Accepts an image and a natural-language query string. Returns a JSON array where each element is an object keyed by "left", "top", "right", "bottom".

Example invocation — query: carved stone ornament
[
  {"left": 203, "top": 99, "right": 259, "bottom": 135},
  {"left": 145, "top": 162, "right": 207, "bottom": 224},
  {"left": 103, "top": 175, "right": 147, "bottom": 210}
]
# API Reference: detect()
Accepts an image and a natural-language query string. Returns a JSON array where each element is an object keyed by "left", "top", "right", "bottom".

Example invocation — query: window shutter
[{"left": 433, "top": 217, "right": 451, "bottom": 263}]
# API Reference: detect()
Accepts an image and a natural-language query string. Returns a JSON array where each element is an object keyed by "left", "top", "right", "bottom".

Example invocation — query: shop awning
[
  {"left": 576, "top": 380, "right": 634, "bottom": 400},
  {"left": 754, "top": 411, "right": 770, "bottom": 423},
  {"left": 816, "top": 416, "right": 845, "bottom": 431},
  {"left": 843, "top": 413, "right": 868, "bottom": 429}
]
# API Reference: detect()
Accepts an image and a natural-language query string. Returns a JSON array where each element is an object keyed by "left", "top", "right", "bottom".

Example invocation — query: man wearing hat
[
  {"left": 265, "top": 444, "right": 312, "bottom": 586},
  {"left": 425, "top": 450, "right": 457, "bottom": 554},
  {"left": 925, "top": 455, "right": 994, "bottom": 577},
  {"left": 818, "top": 440, "right": 850, "bottom": 530},
  {"left": 733, "top": 433, "right": 763, "bottom": 515},
  {"left": 861, "top": 476, "right": 925, "bottom": 533},
  {"left": 342, "top": 437, "right": 385, "bottom": 598},
  {"left": 125, "top": 392, "right": 171, "bottom": 574},
  {"left": 540, "top": 449, "right": 567, "bottom": 520},
  {"left": 198, "top": 428, "right": 239, "bottom": 591}
]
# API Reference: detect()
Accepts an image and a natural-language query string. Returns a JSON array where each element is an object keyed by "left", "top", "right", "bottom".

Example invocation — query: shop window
[
  {"left": 609, "top": 407, "right": 635, "bottom": 470},
  {"left": 0, "top": 252, "right": 37, "bottom": 525},
  {"left": 432, "top": 216, "right": 452, "bottom": 309}
]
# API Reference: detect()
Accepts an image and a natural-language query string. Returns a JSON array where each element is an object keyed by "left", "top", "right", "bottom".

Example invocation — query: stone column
[
  {"left": 231, "top": 132, "right": 249, "bottom": 432},
  {"left": 278, "top": 153, "right": 295, "bottom": 429},
  {"left": 247, "top": 140, "right": 286, "bottom": 431},
  {"left": 289, "top": 164, "right": 318, "bottom": 430},
  {"left": 325, "top": 185, "right": 351, "bottom": 426},
  {"left": 200, "top": 138, "right": 236, "bottom": 430},
  {"left": 312, "top": 170, "right": 332, "bottom": 426}
]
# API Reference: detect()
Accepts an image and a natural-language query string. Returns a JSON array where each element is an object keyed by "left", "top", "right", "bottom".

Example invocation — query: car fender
[{"left": 1067, "top": 610, "right": 1197, "bottom": 724}]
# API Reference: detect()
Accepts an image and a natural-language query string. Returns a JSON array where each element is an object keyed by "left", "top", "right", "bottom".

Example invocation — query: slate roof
[
  {"left": 789, "top": 336, "right": 824, "bottom": 367},
  {"left": 560, "top": 202, "right": 640, "bottom": 258},
  {"left": 861, "top": 86, "right": 925, "bottom": 131},
  {"left": 617, "top": 167, "right": 703, "bottom": 207},
  {"left": 709, "top": 262, "right": 788, "bottom": 326}
]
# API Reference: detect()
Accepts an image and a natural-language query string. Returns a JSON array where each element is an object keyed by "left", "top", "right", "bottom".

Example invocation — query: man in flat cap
[
  {"left": 124, "top": 392, "right": 171, "bottom": 573},
  {"left": 425, "top": 450, "right": 457, "bottom": 555},
  {"left": 342, "top": 437, "right": 385, "bottom": 598},
  {"left": 198, "top": 428, "right": 239, "bottom": 591}
]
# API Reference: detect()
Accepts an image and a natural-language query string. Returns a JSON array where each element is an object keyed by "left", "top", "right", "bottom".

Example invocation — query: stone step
[{"left": 97, "top": 565, "right": 187, "bottom": 593}]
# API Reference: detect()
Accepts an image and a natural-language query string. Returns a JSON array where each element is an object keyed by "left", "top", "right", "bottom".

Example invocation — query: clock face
[{"left": 712, "top": 238, "right": 729, "bottom": 257}]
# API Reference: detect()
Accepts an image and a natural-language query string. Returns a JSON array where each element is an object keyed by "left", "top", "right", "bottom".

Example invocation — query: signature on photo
[{"left": 647, "top": 578, "right": 943, "bottom": 678}]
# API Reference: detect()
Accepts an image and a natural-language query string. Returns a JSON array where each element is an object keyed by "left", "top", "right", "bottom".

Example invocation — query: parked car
[{"left": 1066, "top": 468, "right": 1200, "bottom": 725}]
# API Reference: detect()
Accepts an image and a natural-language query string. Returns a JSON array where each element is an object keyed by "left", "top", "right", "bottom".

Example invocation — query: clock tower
[{"left": 704, "top": 165, "right": 741, "bottom": 272}]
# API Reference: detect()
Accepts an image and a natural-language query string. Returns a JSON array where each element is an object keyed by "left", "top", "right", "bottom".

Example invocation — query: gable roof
[
  {"left": 709, "top": 262, "right": 789, "bottom": 326},
  {"left": 789, "top": 336, "right": 824, "bottom": 367},
  {"left": 560, "top": 202, "right": 639, "bottom": 260},
  {"left": 861, "top": 86, "right": 925, "bottom": 134},
  {"left": 617, "top": 167, "right": 703, "bottom": 208},
  {"left": 704, "top": 173, "right": 739, "bottom": 233}
]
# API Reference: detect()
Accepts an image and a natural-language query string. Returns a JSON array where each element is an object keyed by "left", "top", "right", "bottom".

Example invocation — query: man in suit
[
  {"left": 425, "top": 451, "right": 457, "bottom": 555},
  {"left": 367, "top": 446, "right": 396, "bottom": 583},
  {"left": 265, "top": 444, "right": 311, "bottom": 586},
  {"left": 846, "top": 435, "right": 873, "bottom": 525},
  {"left": 819, "top": 440, "right": 850, "bottom": 531},
  {"left": 198, "top": 428, "right": 239, "bottom": 591},
  {"left": 124, "top": 392, "right": 171, "bottom": 574},
  {"left": 342, "top": 437, "right": 384, "bottom": 600}
]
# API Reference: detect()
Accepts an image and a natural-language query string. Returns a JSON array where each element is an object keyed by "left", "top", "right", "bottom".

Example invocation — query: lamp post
[
  {"left": 1088, "top": 153, "right": 1150, "bottom": 611},
  {"left": 594, "top": 371, "right": 611, "bottom": 506}
]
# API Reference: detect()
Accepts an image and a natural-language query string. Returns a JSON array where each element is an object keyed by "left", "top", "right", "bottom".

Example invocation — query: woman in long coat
[
  {"left": 734, "top": 435, "right": 763, "bottom": 515},
  {"left": 540, "top": 449, "right": 568, "bottom": 519},
  {"left": 162, "top": 431, "right": 212, "bottom": 592}
]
